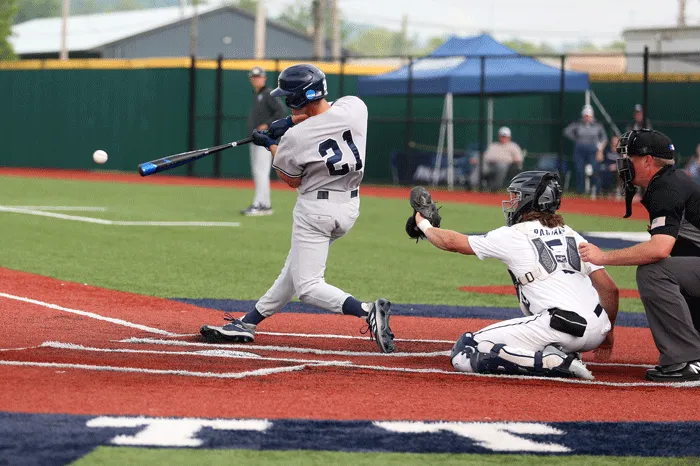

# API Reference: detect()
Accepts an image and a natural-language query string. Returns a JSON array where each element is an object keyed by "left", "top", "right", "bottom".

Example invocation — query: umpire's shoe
[
  {"left": 365, "top": 298, "right": 395, "bottom": 353},
  {"left": 200, "top": 314, "right": 256, "bottom": 343},
  {"left": 645, "top": 360, "right": 700, "bottom": 382}
]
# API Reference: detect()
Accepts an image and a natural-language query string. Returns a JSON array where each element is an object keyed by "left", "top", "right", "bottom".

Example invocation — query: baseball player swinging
[
  {"left": 406, "top": 171, "right": 620, "bottom": 379},
  {"left": 201, "top": 64, "right": 395, "bottom": 353}
]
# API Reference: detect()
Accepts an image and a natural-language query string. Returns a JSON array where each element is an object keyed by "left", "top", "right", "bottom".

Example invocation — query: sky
[{"left": 260, "top": 0, "right": 698, "bottom": 49}]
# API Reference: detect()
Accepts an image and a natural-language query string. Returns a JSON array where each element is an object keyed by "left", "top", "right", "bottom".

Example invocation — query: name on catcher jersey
[
  {"left": 273, "top": 96, "right": 368, "bottom": 194},
  {"left": 469, "top": 221, "right": 604, "bottom": 316}
]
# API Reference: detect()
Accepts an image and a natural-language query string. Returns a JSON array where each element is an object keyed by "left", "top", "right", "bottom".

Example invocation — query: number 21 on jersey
[{"left": 318, "top": 130, "right": 363, "bottom": 176}]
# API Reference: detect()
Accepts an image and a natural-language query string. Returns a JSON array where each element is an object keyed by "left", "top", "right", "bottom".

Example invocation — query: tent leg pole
[
  {"left": 487, "top": 97, "right": 494, "bottom": 145},
  {"left": 432, "top": 95, "right": 448, "bottom": 186},
  {"left": 447, "top": 92, "right": 454, "bottom": 191}
]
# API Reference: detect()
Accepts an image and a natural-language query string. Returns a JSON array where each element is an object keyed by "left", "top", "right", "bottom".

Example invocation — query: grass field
[
  {"left": 0, "top": 175, "right": 646, "bottom": 312},
  {"left": 3, "top": 174, "right": 674, "bottom": 465},
  {"left": 73, "top": 448, "right": 700, "bottom": 465}
]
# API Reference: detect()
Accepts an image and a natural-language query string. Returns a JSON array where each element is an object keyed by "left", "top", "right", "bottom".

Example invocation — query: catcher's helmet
[
  {"left": 502, "top": 171, "right": 562, "bottom": 227},
  {"left": 270, "top": 64, "right": 328, "bottom": 109}
]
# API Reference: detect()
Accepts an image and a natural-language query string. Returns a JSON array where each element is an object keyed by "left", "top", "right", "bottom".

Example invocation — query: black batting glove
[
  {"left": 251, "top": 130, "right": 277, "bottom": 150},
  {"left": 267, "top": 116, "right": 294, "bottom": 139}
]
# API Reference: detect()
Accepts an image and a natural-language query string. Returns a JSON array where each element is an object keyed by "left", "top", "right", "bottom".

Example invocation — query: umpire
[
  {"left": 579, "top": 129, "right": 700, "bottom": 382},
  {"left": 242, "top": 66, "right": 287, "bottom": 216}
]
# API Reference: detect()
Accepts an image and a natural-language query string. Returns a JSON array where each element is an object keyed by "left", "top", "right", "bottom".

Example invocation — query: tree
[
  {"left": 346, "top": 26, "right": 419, "bottom": 57},
  {"left": 416, "top": 35, "right": 447, "bottom": 56},
  {"left": 13, "top": 0, "right": 59, "bottom": 24},
  {"left": 0, "top": 0, "right": 17, "bottom": 59},
  {"left": 111, "top": 0, "right": 143, "bottom": 11},
  {"left": 276, "top": 0, "right": 313, "bottom": 34},
  {"left": 230, "top": 0, "right": 257, "bottom": 14},
  {"left": 502, "top": 39, "right": 556, "bottom": 55}
]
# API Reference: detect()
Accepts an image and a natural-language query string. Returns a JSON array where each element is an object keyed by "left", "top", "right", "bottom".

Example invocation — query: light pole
[{"left": 60, "top": 0, "right": 70, "bottom": 60}]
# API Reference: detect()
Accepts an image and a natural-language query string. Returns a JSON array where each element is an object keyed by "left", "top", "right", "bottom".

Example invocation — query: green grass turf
[
  {"left": 72, "top": 448, "right": 699, "bottom": 466},
  {"left": 0, "top": 175, "right": 646, "bottom": 312}
]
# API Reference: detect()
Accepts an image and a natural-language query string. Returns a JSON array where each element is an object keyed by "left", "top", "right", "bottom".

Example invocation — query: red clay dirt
[
  {"left": 0, "top": 168, "right": 648, "bottom": 219},
  {"left": 0, "top": 267, "right": 696, "bottom": 424}
]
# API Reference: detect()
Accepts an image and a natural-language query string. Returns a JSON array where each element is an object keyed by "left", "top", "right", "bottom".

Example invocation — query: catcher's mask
[
  {"left": 502, "top": 171, "right": 562, "bottom": 227},
  {"left": 615, "top": 129, "right": 675, "bottom": 218}
]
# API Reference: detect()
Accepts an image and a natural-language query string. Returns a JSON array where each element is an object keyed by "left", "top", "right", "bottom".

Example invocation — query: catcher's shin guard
[{"left": 452, "top": 339, "right": 594, "bottom": 380}]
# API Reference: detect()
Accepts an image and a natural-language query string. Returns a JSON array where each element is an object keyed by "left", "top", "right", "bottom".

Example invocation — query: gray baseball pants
[
  {"left": 636, "top": 256, "right": 700, "bottom": 366},
  {"left": 250, "top": 144, "right": 272, "bottom": 207},
  {"left": 254, "top": 192, "right": 360, "bottom": 316}
]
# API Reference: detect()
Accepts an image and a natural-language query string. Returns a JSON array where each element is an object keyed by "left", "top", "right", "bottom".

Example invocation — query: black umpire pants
[{"left": 636, "top": 256, "right": 700, "bottom": 366}]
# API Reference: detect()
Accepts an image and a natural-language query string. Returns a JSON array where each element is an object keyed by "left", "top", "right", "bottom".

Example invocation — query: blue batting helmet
[{"left": 271, "top": 64, "right": 328, "bottom": 109}]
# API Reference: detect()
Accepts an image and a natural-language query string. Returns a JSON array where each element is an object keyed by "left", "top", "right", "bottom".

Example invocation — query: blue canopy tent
[{"left": 357, "top": 34, "right": 591, "bottom": 189}]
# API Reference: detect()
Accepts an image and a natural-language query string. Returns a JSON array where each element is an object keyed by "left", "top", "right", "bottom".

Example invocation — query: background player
[
  {"left": 201, "top": 64, "right": 395, "bottom": 353},
  {"left": 407, "top": 172, "right": 619, "bottom": 379},
  {"left": 242, "top": 66, "right": 287, "bottom": 216}
]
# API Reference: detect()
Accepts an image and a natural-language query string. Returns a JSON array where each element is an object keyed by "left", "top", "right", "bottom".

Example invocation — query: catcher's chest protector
[{"left": 511, "top": 223, "right": 585, "bottom": 286}]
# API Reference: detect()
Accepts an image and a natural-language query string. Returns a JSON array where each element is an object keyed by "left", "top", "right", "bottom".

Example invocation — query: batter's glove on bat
[
  {"left": 405, "top": 186, "right": 442, "bottom": 242},
  {"left": 252, "top": 130, "right": 278, "bottom": 150},
  {"left": 266, "top": 116, "right": 294, "bottom": 139}
]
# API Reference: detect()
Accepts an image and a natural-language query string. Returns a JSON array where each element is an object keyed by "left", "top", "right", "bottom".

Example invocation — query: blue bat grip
[{"left": 139, "top": 162, "right": 158, "bottom": 176}]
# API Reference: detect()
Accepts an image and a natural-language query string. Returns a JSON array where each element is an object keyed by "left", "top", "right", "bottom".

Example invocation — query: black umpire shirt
[
  {"left": 246, "top": 86, "right": 287, "bottom": 134},
  {"left": 641, "top": 165, "right": 700, "bottom": 257}
]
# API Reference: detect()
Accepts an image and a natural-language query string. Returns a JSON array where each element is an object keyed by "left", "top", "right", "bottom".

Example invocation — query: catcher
[{"left": 406, "top": 171, "right": 619, "bottom": 379}]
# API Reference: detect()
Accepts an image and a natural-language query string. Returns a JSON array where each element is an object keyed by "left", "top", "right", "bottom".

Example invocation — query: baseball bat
[{"left": 138, "top": 137, "right": 254, "bottom": 176}]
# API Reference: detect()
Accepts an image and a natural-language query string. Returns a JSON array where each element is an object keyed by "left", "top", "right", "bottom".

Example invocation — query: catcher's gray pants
[
  {"left": 250, "top": 144, "right": 272, "bottom": 207},
  {"left": 255, "top": 192, "right": 360, "bottom": 316},
  {"left": 636, "top": 257, "right": 700, "bottom": 366}
]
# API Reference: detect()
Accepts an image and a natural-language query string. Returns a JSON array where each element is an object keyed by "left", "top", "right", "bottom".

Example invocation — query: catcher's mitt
[{"left": 405, "top": 186, "right": 441, "bottom": 241}]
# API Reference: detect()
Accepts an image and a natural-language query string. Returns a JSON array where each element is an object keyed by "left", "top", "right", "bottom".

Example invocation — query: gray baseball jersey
[{"left": 272, "top": 96, "right": 368, "bottom": 194}]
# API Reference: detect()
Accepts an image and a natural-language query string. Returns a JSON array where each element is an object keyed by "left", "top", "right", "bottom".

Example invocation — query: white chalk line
[
  {"left": 6, "top": 206, "right": 107, "bottom": 212},
  {"left": 104, "top": 339, "right": 700, "bottom": 388},
  {"left": 0, "top": 359, "right": 310, "bottom": 379},
  {"left": 258, "top": 331, "right": 455, "bottom": 344},
  {"left": 0, "top": 346, "right": 38, "bottom": 351},
  {"left": 40, "top": 341, "right": 352, "bottom": 366},
  {"left": 120, "top": 337, "right": 450, "bottom": 357},
  {"left": 0, "top": 292, "right": 177, "bottom": 336},
  {"left": 0, "top": 206, "right": 240, "bottom": 227},
  {"left": 157, "top": 331, "right": 455, "bottom": 344}
]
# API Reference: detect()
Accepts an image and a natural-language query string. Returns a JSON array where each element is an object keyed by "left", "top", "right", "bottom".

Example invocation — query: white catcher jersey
[
  {"left": 469, "top": 220, "right": 604, "bottom": 316},
  {"left": 273, "top": 96, "right": 368, "bottom": 194}
]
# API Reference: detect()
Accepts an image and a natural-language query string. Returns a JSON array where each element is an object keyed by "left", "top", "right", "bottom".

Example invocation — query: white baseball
[{"left": 93, "top": 150, "right": 108, "bottom": 164}]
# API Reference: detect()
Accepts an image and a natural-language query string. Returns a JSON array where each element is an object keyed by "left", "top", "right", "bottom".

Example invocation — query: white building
[{"left": 623, "top": 26, "right": 700, "bottom": 73}]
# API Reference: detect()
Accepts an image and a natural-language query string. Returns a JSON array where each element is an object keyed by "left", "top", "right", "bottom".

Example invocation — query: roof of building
[
  {"left": 10, "top": 4, "right": 312, "bottom": 55},
  {"left": 623, "top": 25, "right": 700, "bottom": 35}
]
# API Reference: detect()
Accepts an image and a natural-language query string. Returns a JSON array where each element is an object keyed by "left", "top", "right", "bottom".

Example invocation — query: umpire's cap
[
  {"left": 248, "top": 66, "right": 265, "bottom": 77},
  {"left": 616, "top": 129, "right": 675, "bottom": 160}
]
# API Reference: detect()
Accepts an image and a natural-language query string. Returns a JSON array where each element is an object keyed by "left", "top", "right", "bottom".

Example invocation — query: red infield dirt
[
  {"left": 0, "top": 168, "right": 648, "bottom": 220},
  {"left": 1, "top": 267, "right": 698, "bottom": 424}
]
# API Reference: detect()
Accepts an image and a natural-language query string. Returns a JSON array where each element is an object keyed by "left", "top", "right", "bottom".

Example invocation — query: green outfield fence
[{"left": 1, "top": 51, "right": 700, "bottom": 186}]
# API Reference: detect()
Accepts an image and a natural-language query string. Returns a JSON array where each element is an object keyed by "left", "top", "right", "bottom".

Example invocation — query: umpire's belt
[{"left": 300, "top": 189, "right": 358, "bottom": 203}]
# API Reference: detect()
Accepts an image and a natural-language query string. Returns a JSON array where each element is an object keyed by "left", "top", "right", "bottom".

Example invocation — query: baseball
[{"left": 93, "top": 150, "right": 108, "bottom": 164}]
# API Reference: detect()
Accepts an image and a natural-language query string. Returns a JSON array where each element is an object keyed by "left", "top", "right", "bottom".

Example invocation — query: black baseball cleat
[
  {"left": 645, "top": 361, "right": 700, "bottom": 382},
  {"left": 364, "top": 298, "right": 395, "bottom": 353},
  {"left": 200, "top": 314, "right": 256, "bottom": 343}
]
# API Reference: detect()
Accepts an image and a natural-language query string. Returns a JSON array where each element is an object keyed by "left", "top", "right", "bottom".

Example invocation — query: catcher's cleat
[
  {"left": 200, "top": 314, "right": 256, "bottom": 343},
  {"left": 544, "top": 346, "right": 594, "bottom": 380},
  {"left": 363, "top": 298, "right": 395, "bottom": 353}
]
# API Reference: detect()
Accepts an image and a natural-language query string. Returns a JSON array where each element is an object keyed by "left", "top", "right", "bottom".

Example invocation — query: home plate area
[{"left": 2, "top": 268, "right": 700, "bottom": 461}]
